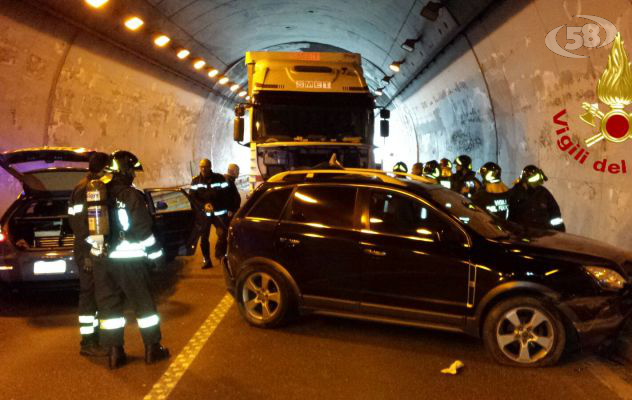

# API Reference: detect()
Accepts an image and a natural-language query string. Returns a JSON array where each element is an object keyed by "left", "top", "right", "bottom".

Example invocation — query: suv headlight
[{"left": 584, "top": 266, "right": 627, "bottom": 290}]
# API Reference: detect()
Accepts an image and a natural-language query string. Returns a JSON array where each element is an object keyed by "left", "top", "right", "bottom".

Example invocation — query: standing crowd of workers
[
  {"left": 394, "top": 155, "right": 565, "bottom": 233},
  {"left": 68, "top": 151, "right": 240, "bottom": 369}
]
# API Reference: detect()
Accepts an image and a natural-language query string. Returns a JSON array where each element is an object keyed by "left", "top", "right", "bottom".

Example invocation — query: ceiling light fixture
[
  {"left": 238, "top": 90, "right": 247, "bottom": 97},
  {"left": 374, "top": 88, "right": 384, "bottom": 96},
  {"left": 193, "top": 60, "right": 206, "bottom": 70},
  {"left": 245, "top": 96, "right": 251, "bottom": 101},
  {"left": 401, "top": 36, "right": 422, "bottom": 52},
  {"left": 154, "top": 35, "right": 170, "bottom": 47},
  {"left": 85, "top": 0, "right": 109, "bottom": 8},
  {"left": 176, "top": 49, "right": 190, "bottom": 59},
  {"left": 218, "top": 76, "right": 229, "bottom": 85},
  {"left": 124, "top": 17, "right": 144, "bottom": 31},
  {"left": 207, "top": 68, "right": 219, "bottom": 77},
  {"left": 389, "top": 60, "right": 404, "bottom": 73},
  {"left": 230, "top": 84, "right": 239, "bottom": 92}
]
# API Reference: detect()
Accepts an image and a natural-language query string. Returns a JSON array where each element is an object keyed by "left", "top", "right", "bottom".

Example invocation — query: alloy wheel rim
[
  {"left": 241, "top": 272, "right": 281, "bottom": 321},
  {"left": 496, "top": 306, "right": 555, "bottom": 364}
]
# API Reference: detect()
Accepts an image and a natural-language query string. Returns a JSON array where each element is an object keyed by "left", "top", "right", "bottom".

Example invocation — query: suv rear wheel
[
  {"left": 483, "top": 296, "right": 566, "bottom": 367},
  {"left": 236, "top": 265, "right": 293, "bottom": 328}
]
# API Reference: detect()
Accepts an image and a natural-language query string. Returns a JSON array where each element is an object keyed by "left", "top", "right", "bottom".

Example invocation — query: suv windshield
[{"left": 425, "top": 186, "right": 519, "bottom": 239}]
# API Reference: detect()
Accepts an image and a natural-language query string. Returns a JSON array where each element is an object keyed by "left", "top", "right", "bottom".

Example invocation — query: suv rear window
[
  {"left": 286, "top": 185, "right": 356, "bottom": 229},
  {"left": 247, "top": 187, "right": 292, "bottom": 220}
]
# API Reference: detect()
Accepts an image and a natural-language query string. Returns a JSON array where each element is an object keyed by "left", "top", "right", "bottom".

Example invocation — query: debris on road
[{"left": 441, "top": 360, "right": 464, "bottom": 375}]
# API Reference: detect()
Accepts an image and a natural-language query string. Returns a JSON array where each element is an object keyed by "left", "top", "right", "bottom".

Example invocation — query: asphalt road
[{"left": 0, "top": 252, "right": 631, "bottom": 400}]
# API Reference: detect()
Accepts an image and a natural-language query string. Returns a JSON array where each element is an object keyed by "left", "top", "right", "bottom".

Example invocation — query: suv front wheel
[
  {"left": 236, "top": 265, "right": 293, "bottom": 328},
  {"left": 483, "top": 296, "right": 566, "bottom": 367}
]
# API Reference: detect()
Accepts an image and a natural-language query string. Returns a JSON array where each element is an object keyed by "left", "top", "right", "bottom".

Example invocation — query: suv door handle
[
  {"left": 364, "top": 248, "right": 386, "bottom": 257},
  {"left": 279, "top": 237, "right": 301, "bottom": 246}
]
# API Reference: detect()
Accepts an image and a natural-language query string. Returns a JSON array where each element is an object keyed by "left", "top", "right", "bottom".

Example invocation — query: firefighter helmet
[
  {"left": 520, "top": 165, "right": 548, "bottom": 186},
  {"left": 423, "top": 160, "right": 440, "bottom": 179},
  {"left": 454, "top": 155, "right": 473, "bottom": 171},
  {"left": 479, "top": 162, "right": 502, "bottom": 184},
  {"left": 109, "top": 150, "right": 143, "bottom": 176},
  {"left": 411, "top": 162, "right": 423, "bottom": 176},
  {"left": 393, "top": 161, "right": 408, "bottom": 173}
]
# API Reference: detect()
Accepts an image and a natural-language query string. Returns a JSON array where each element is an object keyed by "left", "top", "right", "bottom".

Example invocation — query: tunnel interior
[{"left": 1, "top": 0, "right": 632, "bottom": 249}]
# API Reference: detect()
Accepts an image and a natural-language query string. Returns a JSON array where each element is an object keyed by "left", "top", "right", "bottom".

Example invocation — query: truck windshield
[{"left": 252, "top": 92, "right": 373, "bottom": 143}]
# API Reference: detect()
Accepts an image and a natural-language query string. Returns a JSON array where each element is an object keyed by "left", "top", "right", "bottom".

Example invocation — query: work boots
[
  {"left": 80, "top": 335, "right": 108, "bottom": 357},
  {"left": 108, "top": 346, "right": 127, "bottom": 369},
  {"left": 145, "top": 343, "right": 170, "bottom": 364},
  {"left": 201, "top": 258, "right": 212, "bottom": 269}
]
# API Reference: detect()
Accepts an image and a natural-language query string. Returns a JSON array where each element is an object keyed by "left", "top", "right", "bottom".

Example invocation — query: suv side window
[
  {"left": 247, "top": 187, "right": 292, "bottom": 220},
  {"left": 368, "top": 189, "right": 462, "bottom": 243},
  {"left": 287, "top": 185, "right": 356, "bottom": 229}
]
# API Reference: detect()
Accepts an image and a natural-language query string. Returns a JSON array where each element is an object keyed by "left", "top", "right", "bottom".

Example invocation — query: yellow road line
[{"left": 144, "top": 294, "right": 234, "bottom": 400}]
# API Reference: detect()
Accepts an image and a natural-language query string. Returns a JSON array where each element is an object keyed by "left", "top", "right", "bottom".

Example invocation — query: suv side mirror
[{"left": 234, "top": 117, "right": 244, "bottom": 142}]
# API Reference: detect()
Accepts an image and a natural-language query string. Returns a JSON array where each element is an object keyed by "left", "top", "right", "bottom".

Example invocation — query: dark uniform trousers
[
  {"left": 77, "top": 252, "right": 99, "bottom": 341},
  {"left": 93, "top": 257, "right": 161, "bottom": 347},
  {"left": 193, "top": 214, "right": 229, "bottom": 261}
]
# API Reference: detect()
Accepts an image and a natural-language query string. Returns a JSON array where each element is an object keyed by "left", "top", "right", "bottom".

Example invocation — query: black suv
[
  {"left": 0, "top": 147, "right": 195, "bottom": 288},
  {"left": 225, "top": 169, "right": 632, "bottom": 367}
]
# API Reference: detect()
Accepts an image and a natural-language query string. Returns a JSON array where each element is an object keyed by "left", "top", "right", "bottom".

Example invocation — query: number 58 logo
[{"left": 545, "top": 15, "right": 618, "bottom": 58}]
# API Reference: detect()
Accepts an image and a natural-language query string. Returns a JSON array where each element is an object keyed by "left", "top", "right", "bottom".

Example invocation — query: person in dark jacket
[
  {"left": 91, "top": 150, "right": 169, "bottom": 369},
  {"left": 438, "top": 158, "right": 453, "bottom": 189},
  {"left": 508, "top": 165, "right": 565, "bottom": 232},
  {"left": 225, "top": 163, "right": 241, "bottom": 217},
  {"left": 188, "top": 159, "right": 232, "bottom": 269},
  {"left": 411, "top": 162, "right": 423, "bottom": 177},
  {"left": 68, "top": 152, "right": 110, "bottom": 357},
  {"left": 451, "top": 155, "right": 481, "bottom": 198},
  {"left": 472, "top": 162, "right": 510, "bottom": 219},
  {"left": 419, "top": 160, "right": 440, "bottom": 184}
]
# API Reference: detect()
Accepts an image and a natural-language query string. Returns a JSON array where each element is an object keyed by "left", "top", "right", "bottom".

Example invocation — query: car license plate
[{"left": 34, "top": 260, "right": 67, "bottom": 275}]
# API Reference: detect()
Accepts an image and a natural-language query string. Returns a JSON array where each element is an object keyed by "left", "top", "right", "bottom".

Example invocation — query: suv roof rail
[{"left": 267, "top": 168, "right": 431, "bottom": 186}]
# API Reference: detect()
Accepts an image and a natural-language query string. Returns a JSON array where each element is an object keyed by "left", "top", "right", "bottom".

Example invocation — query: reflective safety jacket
[
  {"left": 68, "top": 173, "right": 100, "bottom": 263},
  {"left": 508, "top": 185, "right": 565, "bottom": 232},
  {"left": 451, "top": 171, "right": 482, "bottom": 198},
  {"left": 190, "top": 173, "right": 231, "bottom": 218},
  {"left": 438, "top": 178, "right": 452, "bottom": 189},
  {"left": 472, "top": 183, "right": 511, "bottom": 219},
  {"left": 106, "top": 176, "right": 163, "bottom": 260}
]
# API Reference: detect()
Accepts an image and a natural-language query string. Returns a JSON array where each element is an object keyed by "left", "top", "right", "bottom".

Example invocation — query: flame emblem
[{"left": 581, "top": 33, "right": 632, "bottom": 146}]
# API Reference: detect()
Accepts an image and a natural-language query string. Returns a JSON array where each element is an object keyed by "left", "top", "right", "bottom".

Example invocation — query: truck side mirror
[
  {"left": 234, "top": 117, "right": 244, "bottom": 142},
  {"left": 380, "top": 119, "right": 389, "bottom": 137},
  {"left": 380, "top": 109, "right": 390, "bottom": 119}
]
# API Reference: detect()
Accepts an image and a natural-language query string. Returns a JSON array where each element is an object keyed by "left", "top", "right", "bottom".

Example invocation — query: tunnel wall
[
  {"left": 392, "top": 0, "right": 632, "bottom": 249},
  {"left": 0, "top": 1, "right": 241, "bottom": 214}
]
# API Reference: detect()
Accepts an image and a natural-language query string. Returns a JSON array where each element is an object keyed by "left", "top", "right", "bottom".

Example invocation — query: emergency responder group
[
  {"left": 393, "top": 156, "right": 565, "bottom": 232},
  {"left": 69, "top": 150, "right": 240, "bottom": 369}
]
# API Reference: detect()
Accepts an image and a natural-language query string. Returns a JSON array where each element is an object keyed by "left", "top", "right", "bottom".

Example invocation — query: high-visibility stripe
[
  {"left": 93, "top": 319, "right": 99, "bottom": 327},
  {"left": 550, "top": 217, "right": 564, "bottom": 226},
  {"left": 137, "top": 314, "right": 160, "bottom": 329},
  {"left": 68, "top": 207, "right": 75, "bottom": 216},
  {"left": 214, "top": 210, "right": 228, "bottom": 216},
  {"left": 74, "top": 204, "right": 84, "bottom": 214},
  {"left": 110, "top": 249, "right": 146, "bottom": 259},
  {"left": 79, "top": 315, "right": 95, "bottom": 324},
  {"left": 190, "top": 184, "right": 208, "bottom": 190},
  {"left": 101, "top": 317, "right": 126, "bottom": 330},
  {"left": 147, "top": 250, "right": 163, "bottom": 260},
  {"left": 118, "top": 208, "right": 130, "bottom": 231},
  {"left": 80, "top": 326, "right": 95, "bottom": 335},
  {"left": 140, "top": 235, "right": 157, "bottom": 248}
]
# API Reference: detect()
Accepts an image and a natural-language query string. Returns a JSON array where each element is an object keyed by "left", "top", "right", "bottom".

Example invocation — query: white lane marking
[
  {"left": 144, "top": 293, "right": 234, "bottom": 400},
  {"left": 586, "top": 359, "right": 632, "bottom": 400}
]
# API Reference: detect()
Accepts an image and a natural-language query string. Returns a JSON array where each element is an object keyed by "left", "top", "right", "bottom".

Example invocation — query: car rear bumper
[
  {"left": 0, "top": 250, "right": 78, "bottom": 285},
  {"left": 560, "top": 287, "right": 632, "bottom": 348}
]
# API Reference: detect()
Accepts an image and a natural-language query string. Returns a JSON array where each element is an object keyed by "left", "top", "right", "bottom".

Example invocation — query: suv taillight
[{"left": 0, "top": 231, "right": 5, "bottom": 242}]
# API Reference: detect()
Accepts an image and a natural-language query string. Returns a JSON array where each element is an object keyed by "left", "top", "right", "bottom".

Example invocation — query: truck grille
[{"left": 34, "top": 235, "right": 74, "bottom": 249}]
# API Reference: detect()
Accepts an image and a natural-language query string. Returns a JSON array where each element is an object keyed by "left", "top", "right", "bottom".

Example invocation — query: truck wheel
[
  {"left": 236, "top": 265, "right": 293, "bottom": 328},
  {"left": 483, "top": 296, "right": 566, "bottom": 367}
]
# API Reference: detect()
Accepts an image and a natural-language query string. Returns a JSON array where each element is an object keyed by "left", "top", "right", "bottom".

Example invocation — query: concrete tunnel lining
[{"left": 1, "top": 0, "right": 632, "bottom": 251}]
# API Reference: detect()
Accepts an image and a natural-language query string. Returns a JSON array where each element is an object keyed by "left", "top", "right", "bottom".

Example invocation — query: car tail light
[{"left": 0, "top": 231, "right": 5, "bottom": 242}]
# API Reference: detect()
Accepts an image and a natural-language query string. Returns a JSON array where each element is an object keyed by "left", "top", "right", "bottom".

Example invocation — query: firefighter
[
  {"left": 451, "top": 155, "right": 481, "bottom": 198},
  {"left": 68, "top": 152, "right": 110, "bottom": 357},
  {"left": 91, "top": 150, "right": 169, "bottom": 369},
  {"left": 411, "top": 162, "right": 423, "bottom": 176},
  {"left": 393, "top": 161, "right": 408, "bottom": 173},
  {"left": 419, "top": 160, "right": 440, "bottom": 184},
  {"left": 508, "top": 165, "right": 565, "bottom": 232},
  {"left": 438, "top": 158, "right": 453, "bottom": 189},
  {"left": 225, "top": 163, "right": 242, "bottom": 218},
  {"left": 188, "top": 159, "right": 232, "bottom": 269},
  {"left": 472, "top": 162, "right": 510, "bottom": 219}
]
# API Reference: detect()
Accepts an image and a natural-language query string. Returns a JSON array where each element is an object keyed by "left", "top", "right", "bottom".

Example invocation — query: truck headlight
[{"left": 584, "top": 266, "right": 627, "bottom": 290}]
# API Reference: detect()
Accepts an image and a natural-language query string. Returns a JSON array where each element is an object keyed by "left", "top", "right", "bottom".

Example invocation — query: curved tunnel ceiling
[{"left": 31, "top": 0, "right": 493, "bottom": 107}]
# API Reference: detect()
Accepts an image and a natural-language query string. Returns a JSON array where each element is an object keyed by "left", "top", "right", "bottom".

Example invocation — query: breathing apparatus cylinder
[{"left": 86, "top": 178, "right": 109, "bottom": 255}]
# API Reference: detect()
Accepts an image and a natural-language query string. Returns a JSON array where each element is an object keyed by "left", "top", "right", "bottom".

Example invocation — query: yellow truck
[{"left": 233, "top": 51, "right": 378, "bottom": 190}]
